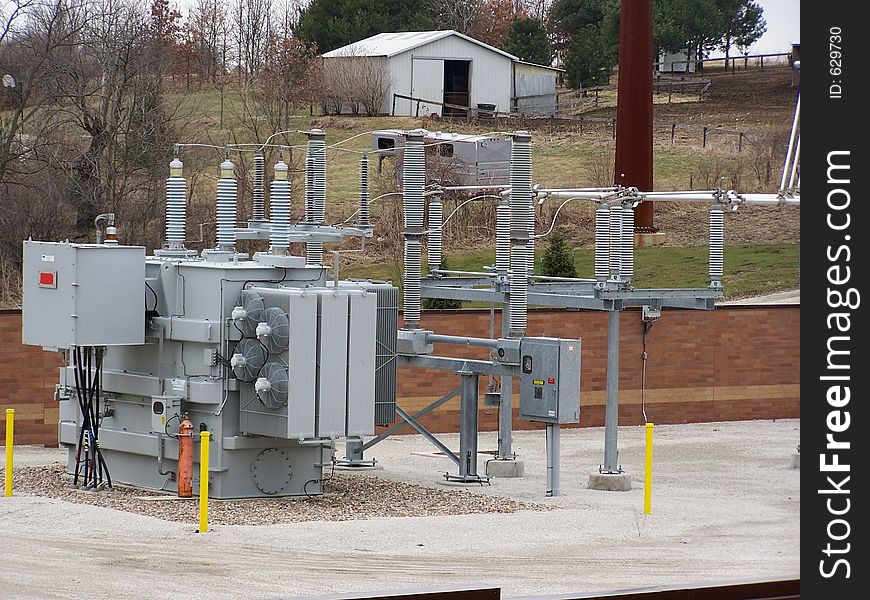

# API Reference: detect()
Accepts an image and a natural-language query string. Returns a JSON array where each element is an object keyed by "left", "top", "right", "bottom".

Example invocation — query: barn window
[{"left": 439, "top": 143, "right": 454, "bottom": 157}]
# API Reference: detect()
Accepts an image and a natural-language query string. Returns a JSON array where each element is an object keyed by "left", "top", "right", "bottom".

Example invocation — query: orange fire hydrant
[{"left": 177, "top": 415, "right": 194, "bottom": 498}]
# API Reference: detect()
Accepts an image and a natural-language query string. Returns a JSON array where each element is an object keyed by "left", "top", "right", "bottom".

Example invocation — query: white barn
[{"left": 323, "top": 30, "right": 559, "bottom": 117}]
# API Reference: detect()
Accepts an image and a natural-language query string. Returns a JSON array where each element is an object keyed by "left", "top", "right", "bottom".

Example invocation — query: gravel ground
[
  {"left": 0, "top": 465, "right": 546, "bottom": 525},
  {"left": 1, "top": 420, "right": 799, "bottom": 600}
]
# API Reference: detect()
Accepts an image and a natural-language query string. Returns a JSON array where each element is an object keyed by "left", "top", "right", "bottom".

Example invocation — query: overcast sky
[
  {"left": 725, "top": 0, "right": 800, "bottom": 56},
  {"left": 168, "top": 0, "right": 799, "bottom": 55}
]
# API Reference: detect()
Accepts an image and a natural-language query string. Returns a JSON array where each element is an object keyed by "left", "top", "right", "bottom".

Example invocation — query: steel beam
[
  {"left": 394, "top": 406, "right": 461, "bottom": 467},
  {"left": 498, "top": 301, "right": 513, "bottom": 459},
  {"left": 602, "top": 310, "right": 621, "bottom": 473}
]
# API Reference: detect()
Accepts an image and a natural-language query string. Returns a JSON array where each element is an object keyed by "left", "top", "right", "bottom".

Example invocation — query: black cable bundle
[{"left": 71, "top": 346, "right": 112, "bottom": 490}]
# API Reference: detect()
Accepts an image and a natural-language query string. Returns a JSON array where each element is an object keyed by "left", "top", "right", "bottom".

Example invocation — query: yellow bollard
[
  {"left": 5, "top": 409, "right": 14, "bottom": 497},
  {"left": 198, "top": 431, "right": 210, "bottom": 533},
  {"left": 644, "top": 422, "right": 654, "bottom": 514}
]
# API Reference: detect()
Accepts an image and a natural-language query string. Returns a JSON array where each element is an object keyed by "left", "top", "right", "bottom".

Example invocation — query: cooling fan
[
  {"left": 254, "top": 362, "right": 289, "bottom": 409},
  {"left": 231, "top": 289, "right": 265, "bottom": 337},
  {"left": 256, "top": 307, "right": 289, "bottom": 353},
  {"left": 230, "top": 339, "right": 267, "bottom": 383}
]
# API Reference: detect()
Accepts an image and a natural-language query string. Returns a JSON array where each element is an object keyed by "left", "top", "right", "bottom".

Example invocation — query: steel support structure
[
  {"left": 546, "top": 423, "right": 561, "bottom": 496},
  {"left": 602, "top": 309, "right": 622, "bottom": 473}
]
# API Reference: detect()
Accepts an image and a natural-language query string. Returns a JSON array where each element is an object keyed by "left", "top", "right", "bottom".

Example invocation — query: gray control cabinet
[
  {"left": 518, "top": 337, "right": 581, "bottom": 424},
  {"left": 22, "top": 241, "right": 145, "bottom": 348}
]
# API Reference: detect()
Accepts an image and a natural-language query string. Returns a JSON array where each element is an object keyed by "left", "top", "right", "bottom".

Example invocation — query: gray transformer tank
[{"left": 23, "top": 241, "right": 397, "bottom": 498}]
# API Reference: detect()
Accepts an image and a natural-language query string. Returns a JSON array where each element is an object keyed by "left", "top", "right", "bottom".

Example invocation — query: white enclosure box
[{"left": 22, "top": 241, "right": 146, "bottom": 348}]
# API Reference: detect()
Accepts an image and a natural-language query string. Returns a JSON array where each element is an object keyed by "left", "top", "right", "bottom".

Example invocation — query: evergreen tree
[
  {"left": 501, "top": 17, "right": 552, "bottom": 65},
  {"left": 423, "top": 255, "right": 462, "bottom": 309},
  {"left": 541, "top": 233, "right": 577, "bottom": 278},
  {"left": 295, "top": 0, "right": 432, "bottom": 53},
  {"left": 563, "top": 25, "right": 616, "bottom": 89}
]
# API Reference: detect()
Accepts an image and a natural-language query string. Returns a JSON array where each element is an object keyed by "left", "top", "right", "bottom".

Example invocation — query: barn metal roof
[{"left": 323, "top": 30, "right": 518, "bottom": 61}]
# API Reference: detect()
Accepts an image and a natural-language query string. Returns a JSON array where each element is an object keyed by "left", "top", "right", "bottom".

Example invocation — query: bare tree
[
  {"left": 426, "top": 0, "right": 482, "bottom": 34},
  {"left": 321, "top": 49, "right": 393, "bottom": 116}
]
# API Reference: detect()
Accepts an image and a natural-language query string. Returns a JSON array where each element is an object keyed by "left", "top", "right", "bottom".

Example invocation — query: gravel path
[{"left": 0, "top": 465, "right": 548, "bottom": 526}]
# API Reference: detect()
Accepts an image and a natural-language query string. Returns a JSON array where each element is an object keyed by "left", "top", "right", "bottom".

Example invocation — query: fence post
[
  {"left": 611, "top": 118, "right": 616, "bottom": 140},
  {"left": 4, "top": 409, "right": 13, "bottom": 497},
  {"left": 392, "top": 94, "right": 397, "bottom": 116},
  {"left": 760, "top": 55, "right": 764, "bottom": 70},
  {"left": 415, "top": 99, "right": 421, "bottom": 118},
  {"left": 198, "top": 431, "right": 211, "bottom": 533},
  {"left": 671, "top": 123, "right": 676, "bottom": 145},
  {"left": 644, "top": 423, "right": 654, "bottom": 514},
  {"left": 703, "top": 127, "right": 708, "bottom": 148},
  {"left": 668, "top": 81, "right": 673, "bottom": 103},
  {"left": 738, "top": 132, "right": 744, "bottom": 152}
]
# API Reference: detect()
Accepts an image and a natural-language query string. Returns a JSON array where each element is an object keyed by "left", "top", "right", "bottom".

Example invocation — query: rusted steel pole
[{"left": 614, "top": 0, "right": 655, "bottom": 231}]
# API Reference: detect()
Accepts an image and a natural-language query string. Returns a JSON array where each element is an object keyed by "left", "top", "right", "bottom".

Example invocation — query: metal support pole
[
  {"left": 602, "top": 310, "right": 622, "bottom": 473},
  {"left": 454, "top": 372, "right": 481, "bottom": 480},
  {"left": 546, "top": 422, "right": 560, "bottom": 497},
  {"left": 498, "top": 303, "right": 513, "bottom": 459}
]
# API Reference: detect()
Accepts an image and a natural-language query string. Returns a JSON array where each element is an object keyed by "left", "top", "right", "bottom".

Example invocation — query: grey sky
[{"left": 169, "top": 0, "right": 800, "bottom": 55}]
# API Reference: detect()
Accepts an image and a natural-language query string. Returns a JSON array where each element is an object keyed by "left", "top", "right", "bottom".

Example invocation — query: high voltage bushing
[
  {"left": 427, "top": 193, "right": 443, "bottom": 272},
  {"left": 594, "top": 202, "right": 610, "bottom": 284},
  {"left": 496, "top": 194, "right": 511, "bottom": 276},
  {"left": 304, "top": 154, "right": 315, "bottom": 223},
  {"left": 216, "top": 159, "right": 238, "bottom": 251},
  {"left": 252, "top": 151, "right": 265, "bottom": 222},
  {"left": 708, "top": 202, "right": 724, "bottom": 288},
  {"left": 509, "top": 131, "right": 533, "bottom": 336},
  {"left": 269, "top": 160, "right": 291, "bottom": 254},
  {"left": 165, "top": 158, "right": 187, "bottom": 249},
  {"left": 609, "top": 203, "right": 623, "bottom": 280},
  {"left": 402, "top": 130, "right": 426, "bottom": 328},
  {"left": 358, "top": 154, "right": 371, "bottom": 228},
  {"left": 621, "top": 201, "right": 635, "bottom": 284},
  {"left": 306, "top": 129, "right": 326, "bottom": 265}
]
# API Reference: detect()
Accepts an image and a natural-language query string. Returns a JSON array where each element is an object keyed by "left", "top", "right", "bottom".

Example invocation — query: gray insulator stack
[
  {"left": 621, "top": 203, "right": 635, "bottom": 284},
  {"left": 306, "top": 129, "right": 326, "bottom": 265},
  {"left": 165, "top": 158, "right": 186, "bottom": 248},
  {"left": 593, "top": 202, "right": 610, "bottom": 282},
  {"left": 509, "top": 131, "right": 533, "bottom": 336},
  {"left": 609, "top": 203, "right": 623, "bottom": 280},
  {"left": 427, "top": 194, "right": 443, "bottom": 272},
  {"left": 269, "top": 160, "right": 291, "bottom": 254},
  {"left": 496, "top": 194, "right": 511, "bottom": 276},
  {"left": 304, "top": 154, "right": 315, "bottom": 223},
  {"left": 358, "top": 154, "right": 370, "bottom": 228},
  {"left": 708, "top": 203, "right": 724, "bottom": 287},
  {"left": 402, "top": 130, "right": 426, "bottom": 328},
  {"left": 216, "top": 159, "right": 237, "bottom": 251},
  {"left": 252, "top": 151, "right": 265, "bottom": 222}
]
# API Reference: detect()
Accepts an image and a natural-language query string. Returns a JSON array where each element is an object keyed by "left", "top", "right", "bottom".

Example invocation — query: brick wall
[
  {"left": 389, "top": 305, "right": 800, "bottom": 434},
  {"left": 0, "top": 310, "right": 62, "bottom": 445},
  {"left": 0, "top": 306, "right": 799, "bottom": 446}
]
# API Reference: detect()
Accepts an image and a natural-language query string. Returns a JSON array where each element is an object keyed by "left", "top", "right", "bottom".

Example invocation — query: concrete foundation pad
[
  {"left": 435, "top": 477, "right": 491, "bottom": 488},
  {"left": 486, "top": 459, "right": 525, "bottom": 478},
  {"left": 790, "top": 453, "right": 800, "bottom": 469},
  {"left": 588, "top": 472, "right": 632, "bottom": 491},
  {"left": 333, "top": 464, "right": 383, "bottom": 472},
  {"left": 634, "top": 232, "right": 666, "bottom": 247}
]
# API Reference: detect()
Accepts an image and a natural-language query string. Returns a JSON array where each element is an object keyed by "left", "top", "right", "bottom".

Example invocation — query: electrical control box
[
  {"left": 22, "top": 241, "right": 146, "bottom": 348},
  {"left": 518, "top": 337, "right": 581, "bottom": 424},
  {"left": 151, "top": 395, "right": 182, "bottom": 433}
]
